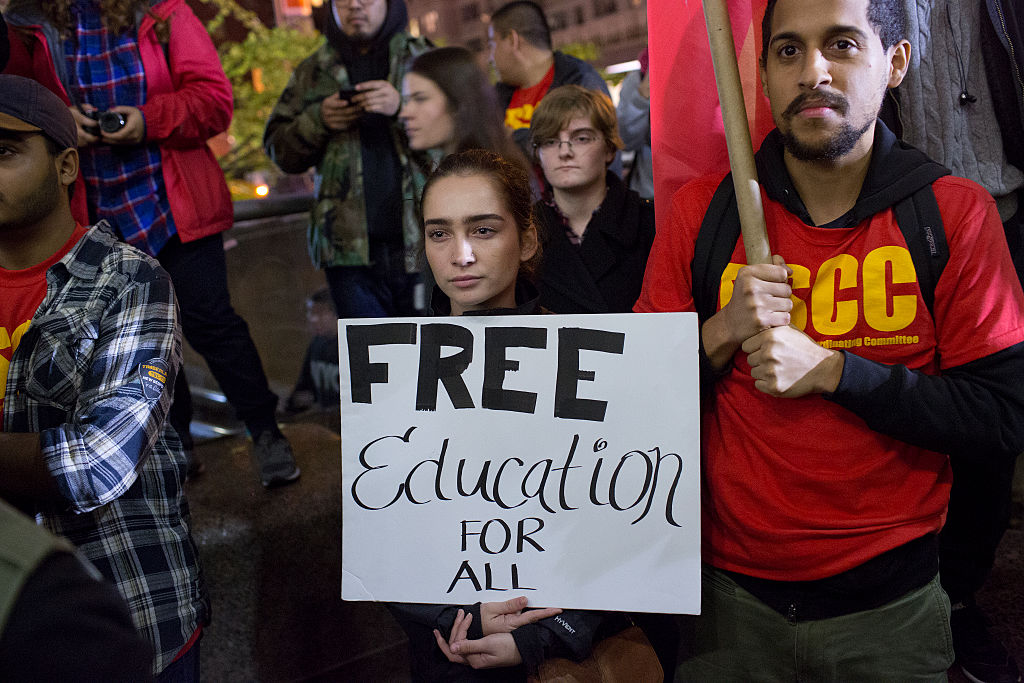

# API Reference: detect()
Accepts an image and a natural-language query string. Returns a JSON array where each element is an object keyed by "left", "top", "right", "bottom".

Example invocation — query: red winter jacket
[{"left": 4, "top": 0, "right": 234, "bottom": 245}]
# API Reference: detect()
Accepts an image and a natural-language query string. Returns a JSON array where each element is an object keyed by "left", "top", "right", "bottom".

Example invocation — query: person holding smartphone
[{"left": 265, "top": 0, "right": 432, "bottom": 320}]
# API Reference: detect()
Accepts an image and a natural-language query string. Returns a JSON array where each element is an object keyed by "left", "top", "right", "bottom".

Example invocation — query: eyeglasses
[{"left": 534, "top": 132, "right": 602, "bottom": 154}]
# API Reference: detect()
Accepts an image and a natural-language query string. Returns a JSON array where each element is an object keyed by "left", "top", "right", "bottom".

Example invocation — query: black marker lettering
[
  {"left": 416, "top": 323, "right": 475, "bottom": 411},
  {"left": 347, "top": 324, "right": 416, "bottom": 403},
  {"left": 482, "top": 327, "right": 546, "bottom": 413},
  {"left": 554, "top": 328, "right": 624, "bottom": 421}
]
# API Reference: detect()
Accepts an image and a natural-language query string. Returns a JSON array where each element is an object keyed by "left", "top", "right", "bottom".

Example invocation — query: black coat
[
  {"left": 0, "top": 12, "right": 8, "bottom": 71},
  {"left": 536, "top": 172, "right": 655, "bottom": 314}
]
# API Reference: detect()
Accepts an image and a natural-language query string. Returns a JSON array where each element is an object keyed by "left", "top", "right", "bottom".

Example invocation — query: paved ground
[
  {"left": 187, "top": 421, "right": 409, "bottom": 681},
  {"left": 186, "top": 423, "right": 1023, "bottom": 682}
]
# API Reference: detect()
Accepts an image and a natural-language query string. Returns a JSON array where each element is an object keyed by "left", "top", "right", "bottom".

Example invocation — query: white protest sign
[{"left": 340, "top": 312, "right": 701, "bottom": 614}]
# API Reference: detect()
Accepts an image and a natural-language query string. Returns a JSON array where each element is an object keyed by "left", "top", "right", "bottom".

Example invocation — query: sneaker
[
  {"left": 252, "top": 431, "right": 301, "bottom": 489},
  {"left": 951, "top": 601, "right": 1022, "bottom": 683}
]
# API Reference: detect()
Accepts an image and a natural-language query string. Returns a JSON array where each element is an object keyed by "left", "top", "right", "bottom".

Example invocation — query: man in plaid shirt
[{"left": 0, "top": 75, "right": 207, "bottom": 679}]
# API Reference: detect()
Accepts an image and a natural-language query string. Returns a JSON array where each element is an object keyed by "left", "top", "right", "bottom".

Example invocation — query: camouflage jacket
[{"left": 263, "top": 31, "right": 431, "bottom": 271}]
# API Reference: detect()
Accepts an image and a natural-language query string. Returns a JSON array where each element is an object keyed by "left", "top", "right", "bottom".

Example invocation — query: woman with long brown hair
[{"left": 399, "top": 46, "right": 525, "bottom": 167}]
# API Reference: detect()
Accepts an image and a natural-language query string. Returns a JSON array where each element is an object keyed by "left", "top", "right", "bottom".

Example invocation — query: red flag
[{"left": 647, "top": 0, "right": 774, "bottom": 228}]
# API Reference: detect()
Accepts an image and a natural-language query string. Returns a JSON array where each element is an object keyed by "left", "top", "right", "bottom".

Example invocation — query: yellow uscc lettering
[
  {"left": 10, "top": 321, "right": 30, "bottom": 351},
  {"left": 717, "top": 246, "right": 919, "bottom": 337},
  {"left": 0, "top": 355, "right": 7, "bottom": 402},
  {"left": 812, "top": 254, "right": 859, "bottom": 336},
  {"left": 718, "top": 263, "right": 743, "bottom": 312},
  {"left": 0, "top": 321, "right": 33, "bottom": 403},
  {"left": 862, "top": 246, "right": 918, "bottom": 332},
  {"left": 788, "top": 263, "right": 811, "bottom": 331},
  {"left": 504, "top": 105, "right": 535, "bottom": 130}
]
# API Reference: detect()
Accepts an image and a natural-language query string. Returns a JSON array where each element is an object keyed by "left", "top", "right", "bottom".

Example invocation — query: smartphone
[{"left": 338, "top": 87, "right": 360, "bottom": 102}]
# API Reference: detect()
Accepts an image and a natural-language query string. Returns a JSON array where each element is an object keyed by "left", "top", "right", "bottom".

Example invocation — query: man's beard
[
  {"left": 0, "top": 166, "right": 62, "bottom": 233},
  {"left": 780, "top": 118, "right": 874, "bottom": 162},
  {"left": 778, "top": 91, "right": 874, "bottom": 162}
]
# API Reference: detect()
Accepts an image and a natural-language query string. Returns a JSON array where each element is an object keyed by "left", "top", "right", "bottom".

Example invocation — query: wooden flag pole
[{"left": 701, "top": 0, "right": 772, "bottom": 265}]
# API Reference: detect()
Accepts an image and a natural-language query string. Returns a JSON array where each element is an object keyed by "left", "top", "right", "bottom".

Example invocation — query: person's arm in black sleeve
[
  {"left": 826, "top": 341, "right": 1024, "bottom": 460},
  {"left": 0, "top": 552, "right": 154, "bottom": 681},
  {"left": 509, "top": 622, "right": 548, "bottom": 674},
  {"left": 388, "top": 602, "right": 484, "bottom": 640},
  {"left": 511, "top": 609, "right": 606, "bottom": 674}
]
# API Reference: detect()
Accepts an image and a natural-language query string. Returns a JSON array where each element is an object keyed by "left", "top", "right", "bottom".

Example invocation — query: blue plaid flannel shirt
[
  {"left": 65, "top": 2, "right": 177, "bottom": 257},
  {"left": 2, "top": 223, "right": 208, "bottom": 674}
]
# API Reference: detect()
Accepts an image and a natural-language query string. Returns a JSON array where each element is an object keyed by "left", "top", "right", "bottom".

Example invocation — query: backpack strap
[
  {"left": 892, "top": 185, "right": 948, "bottom": 317},
  {"left": 691, "top": 176, "right": 948, "bottom": 322},
  {"left": 691, "top": 174, "right": 741, "bottom": 323}
]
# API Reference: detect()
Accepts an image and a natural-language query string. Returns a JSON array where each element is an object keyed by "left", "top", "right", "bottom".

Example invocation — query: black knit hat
[{"left": 0, "top": 75, "right": 78, "bottom": 151}]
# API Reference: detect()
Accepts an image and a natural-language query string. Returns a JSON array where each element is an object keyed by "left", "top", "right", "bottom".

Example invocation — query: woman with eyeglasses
[{"left": 530, "top": 85, "right": 656, "bottom": 314}]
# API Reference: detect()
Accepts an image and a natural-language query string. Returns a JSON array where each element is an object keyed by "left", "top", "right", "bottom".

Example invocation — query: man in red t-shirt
[
  {"left": 635, "top": 0, "right": 1024, "bottom": 678},
  {"left": 0, "top": 79, "right": 86, "bottom": 421},
  {"left": 488, "top": 1, "right": 611, "bottom": 159},
  {"left": 0, "top": 74, "right": 207, "bottom": 679}
]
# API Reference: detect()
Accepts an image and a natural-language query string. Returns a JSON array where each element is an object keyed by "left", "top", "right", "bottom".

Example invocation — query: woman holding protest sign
[{"left": 387, "top": 150, "right": 660, "bottom": 682}]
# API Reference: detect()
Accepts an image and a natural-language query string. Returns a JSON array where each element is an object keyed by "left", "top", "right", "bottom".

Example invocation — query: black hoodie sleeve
[
  {"left": 388, "top": 602, "right": 485, "bottom": 641},
  {"left": 510, "top": 609, "right": 607, "bottom": 674},
  {"left": 826, "top": 341, "right": 1024, "bottom": 461}
]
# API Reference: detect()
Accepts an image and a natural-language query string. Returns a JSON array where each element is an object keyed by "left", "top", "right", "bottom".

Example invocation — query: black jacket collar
[
  {"left": 756, "top": 120, "right": 950, "bottom": 228},
  {"left": 539, "top": 171, "right": 639, "bottom": 248},
  {"left": 535, "top": 172, "right": 652, "bottom": 313}
]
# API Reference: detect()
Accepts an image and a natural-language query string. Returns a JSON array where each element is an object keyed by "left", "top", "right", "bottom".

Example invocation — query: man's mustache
[{"left": 783, "top": 92, "right": 849, "bottom": 118}]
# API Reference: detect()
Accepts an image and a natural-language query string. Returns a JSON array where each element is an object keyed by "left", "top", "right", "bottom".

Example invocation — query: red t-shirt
[
  {"left": 504, "top": 65, "right": 555, "bottom": 132},
  {"left": 0, "top": 225, "right": 88, "bottom": 423},
  {"left": 635, "top": 174, "right": 1024, "bottom": 580}
]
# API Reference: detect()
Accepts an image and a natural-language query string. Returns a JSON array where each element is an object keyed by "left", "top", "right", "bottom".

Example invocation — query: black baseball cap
[{"left": 0, "top": 74, "right": 78, "bottom": 151}]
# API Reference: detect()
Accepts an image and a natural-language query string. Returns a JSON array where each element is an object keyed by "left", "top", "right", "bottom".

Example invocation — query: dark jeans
[
  {"left": 158, "top": 233, "right": 278, "bottom": 440},
  {"left": 324, "top": 240, "right": 422, "bottom": 319},
  {"left": 938, "top": 196, "right": 1024, "bottom": 602},
  {"left": 155, "top": 641, "right": 200, "bottom": 683}
]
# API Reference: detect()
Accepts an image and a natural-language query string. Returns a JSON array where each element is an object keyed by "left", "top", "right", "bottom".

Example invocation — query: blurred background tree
[
  {"left": 217, "top": 27, "right": 322, "bottom": 181},
  {"left": 194, "top": 0, "right": 322, "bottom": 187},
  {"left": 559, "top": 40, "right": 624, "bottom": 85}
]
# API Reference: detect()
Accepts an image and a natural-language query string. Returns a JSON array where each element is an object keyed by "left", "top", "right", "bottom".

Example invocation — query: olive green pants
[{"left": 675, "top": 566, "right": 954, "bottom": 682}]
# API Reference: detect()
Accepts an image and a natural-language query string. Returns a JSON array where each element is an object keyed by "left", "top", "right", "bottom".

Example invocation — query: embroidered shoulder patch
[{"left": 139, "top": 359, "right": 169, "bottom": 400}]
